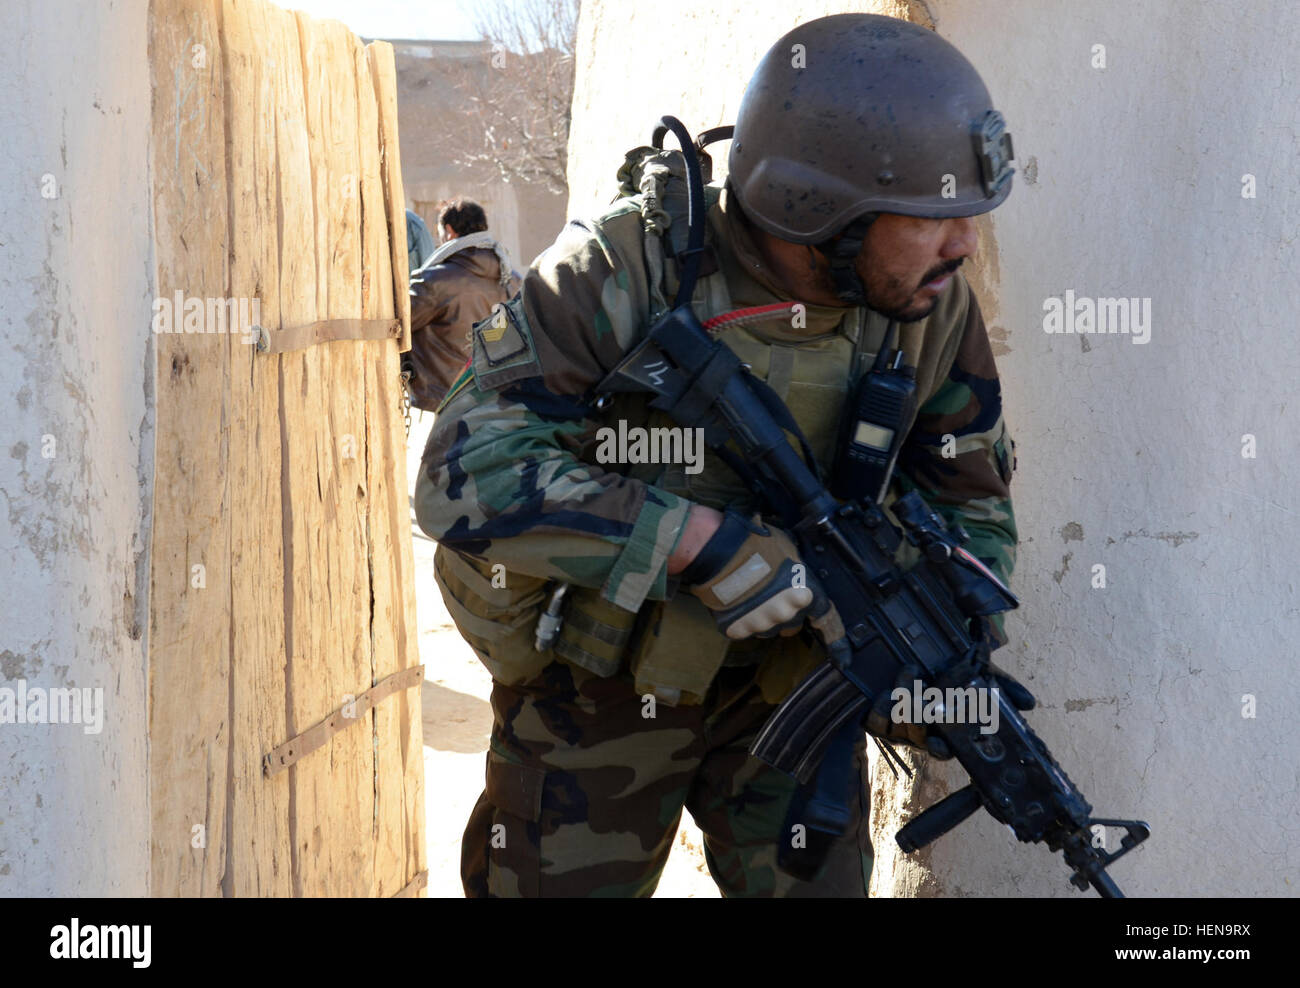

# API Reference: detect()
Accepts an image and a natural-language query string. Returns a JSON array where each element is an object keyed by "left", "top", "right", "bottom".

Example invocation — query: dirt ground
[{"left": 407, "top": 411, "right": 719, "bottom": 898}]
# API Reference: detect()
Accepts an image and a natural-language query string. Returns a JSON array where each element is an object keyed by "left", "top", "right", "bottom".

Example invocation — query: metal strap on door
[{"left": 262, "top": 663, "right": 423, "bottom": 776}]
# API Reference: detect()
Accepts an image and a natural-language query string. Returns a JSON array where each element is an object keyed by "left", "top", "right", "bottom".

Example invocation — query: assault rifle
[{"left": 596, "top": 117, "right": 1149, "bottom": 897}]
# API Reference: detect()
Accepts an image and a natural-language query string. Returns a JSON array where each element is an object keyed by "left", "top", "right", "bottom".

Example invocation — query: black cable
[{"left": 652, "top": 116, "right": 707, "bottom": 308}]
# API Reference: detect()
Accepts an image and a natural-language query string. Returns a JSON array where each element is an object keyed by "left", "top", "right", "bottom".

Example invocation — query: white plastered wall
[
  {"left": 0, "top": 0, "right": 154, "bottom": 894},
  {"left": 569, "top": 0, "right": 1299, "bottom": 895}
]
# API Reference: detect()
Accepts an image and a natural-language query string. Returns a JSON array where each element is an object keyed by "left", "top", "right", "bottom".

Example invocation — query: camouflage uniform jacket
[{"left": 415, "top": 182, "right": 1017, "bottom": 694}]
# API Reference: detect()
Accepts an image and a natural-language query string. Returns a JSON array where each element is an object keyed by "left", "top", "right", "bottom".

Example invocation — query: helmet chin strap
[{"left": 815, "top": 213, "right": 877, "bottom": 305}]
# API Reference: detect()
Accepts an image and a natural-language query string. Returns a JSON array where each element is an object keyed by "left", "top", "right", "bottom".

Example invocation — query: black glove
[
  {"left": 970, "top": 616, "right": 1035, "bottom": 711},
  {"left": 865, "top": 663, "right": 956, "bottom": 760}
]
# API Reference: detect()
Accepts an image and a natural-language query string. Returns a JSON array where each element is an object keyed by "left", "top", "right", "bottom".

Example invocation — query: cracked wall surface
[
  {"left": 913, "top": 0, "right": 1298, "bottom": 898},
  {"left": 0, "top": 0, "right": 154, "bottom": 894},
  {"left": 572, "top": 0, "right": 1299, "bottom": 895}
]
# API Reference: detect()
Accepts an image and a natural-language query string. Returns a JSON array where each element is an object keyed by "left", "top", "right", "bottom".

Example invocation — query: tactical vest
[{"left": 435, "top": 145, "right": 933, "bottom": 706}]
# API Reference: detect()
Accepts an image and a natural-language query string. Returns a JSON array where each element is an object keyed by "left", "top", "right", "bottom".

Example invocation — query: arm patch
[{"left": 472, "top": 295, "right": 542, "bottom": 390}]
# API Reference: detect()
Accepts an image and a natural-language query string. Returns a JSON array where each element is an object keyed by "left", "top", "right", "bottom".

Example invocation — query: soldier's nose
[{"left": 945, "top": 216, "right": 979, "bottom": 258}]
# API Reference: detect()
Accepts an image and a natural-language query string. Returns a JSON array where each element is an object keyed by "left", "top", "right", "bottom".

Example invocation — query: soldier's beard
[{"left": 861, "top": 259, "right": 964, "bottom": 323}]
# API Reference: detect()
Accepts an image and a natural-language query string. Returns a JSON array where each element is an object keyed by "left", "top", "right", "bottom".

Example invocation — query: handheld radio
[{"left": 830, "top": 325, "right": 919, "bottom": 504}]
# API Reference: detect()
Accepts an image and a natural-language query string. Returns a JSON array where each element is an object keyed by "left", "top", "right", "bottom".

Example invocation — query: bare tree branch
[{"left": 441, "top": 0, "right": 578, "bottom": 195}]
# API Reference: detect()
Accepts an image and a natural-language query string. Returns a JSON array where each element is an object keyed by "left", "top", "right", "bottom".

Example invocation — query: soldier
[{"left": 415, "top": 13, "right": 1019, "bottom": 897}]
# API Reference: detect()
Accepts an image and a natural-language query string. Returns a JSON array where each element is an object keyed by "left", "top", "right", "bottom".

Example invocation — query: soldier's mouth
[
  {"left": 921, "top": 273, "right": 952, "bottom": 295},
  {"left": 920, "top": 262, "right": 962, "bottom": 295}
]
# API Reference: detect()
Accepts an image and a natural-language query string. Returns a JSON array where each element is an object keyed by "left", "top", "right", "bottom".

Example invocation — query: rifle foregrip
[
  {"left": 751, "top": 663, "right": 870, "bottom": 783},
  {"left": 896, "top": 784, "right": 983, "bottom": 852}
]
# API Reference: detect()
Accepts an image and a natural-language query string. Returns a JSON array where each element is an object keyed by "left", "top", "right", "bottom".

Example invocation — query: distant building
[{"left": 379, "top": 38, "right": 568, "bottom": 273}]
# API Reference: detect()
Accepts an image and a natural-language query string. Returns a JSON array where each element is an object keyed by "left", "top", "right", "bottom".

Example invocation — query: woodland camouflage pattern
[
  {"left": 462, "top": 660, "right": 872, "bottom": 897},
  {"left": 416, "top": 180, "right": 1017, "bottom": 897}
]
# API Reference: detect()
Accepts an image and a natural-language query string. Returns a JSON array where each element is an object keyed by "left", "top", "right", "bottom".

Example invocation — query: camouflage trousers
[{"left": 460, "top": 658, "right": 873, "bottom": 897}]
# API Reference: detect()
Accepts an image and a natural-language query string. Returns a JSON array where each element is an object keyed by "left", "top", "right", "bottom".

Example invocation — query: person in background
[
  {"left": 406, "top": 208, "right": 435, "bottom": 273},
  {"left": 403, "top": 198, "right": 521, "bottom": 412}
]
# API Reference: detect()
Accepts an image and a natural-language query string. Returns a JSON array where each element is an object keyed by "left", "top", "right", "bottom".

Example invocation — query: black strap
[
  {"left": 871, "top": 320, "right": 900, "bottom": 373},
  {"left": 815, "top": 214, "right": 876, "bottom": 306},
  {"left": 712, "top": 444, "right": 801, "bottom": 526},
  {"left": 652, "top": 116, "right": 709, "bottom": 308},
  {"left": 744, "top": 372, "right": 824, "bottom": 487},
  {"left": 646, "top": 314, "right": 823, "bottom": 508},
  {"left": 668, "top": 340, "right": 742, "bottom": 427},
  {"left": 694, "top": 125, "right": 734, "bottom": 152},
  {"left": 678, "top": 509, "right": 752, "bottom": 585}
]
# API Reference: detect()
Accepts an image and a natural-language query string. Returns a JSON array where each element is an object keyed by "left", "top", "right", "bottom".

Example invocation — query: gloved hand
[
  {"left": 865, "top": 664, "right": 957, "bottom": 760},
  {"left": 970, "top": 616, "right": 1036, "bottom": 711},
  {"left": 865, "top": 647, "right": 1035, "bottom": 761},
  {"left": 681, "top": 510, "right": 842, "bottom": 642}
]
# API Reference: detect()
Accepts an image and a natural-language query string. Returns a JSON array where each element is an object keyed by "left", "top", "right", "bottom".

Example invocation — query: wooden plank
[
  {"left": 319, "top": 14, "right": 379, "bottom": 900},
  {"left": 356, "top": 36, "right": 388, "bottom": 331},
  {"left": 354, "top": 34, "right": 403, "bottom": 897},
  {"left": 289, "top": 10, "right": 375, "bottom": 897},
  {"left": 358, "top": 35, "right": 426, "bottom": 900},
  {"left": 147, "top": 0, "right": 232, "bottom": 897},
  {"left": 366, "top": 339, "right": 427, "bottom": 896},
  {"left": 319, "top": 12, "right": 378, "bottom": 898},
  {"left": 265, "top": 3, "right": 320, "bottom": 898},
  {"left": 221, "top": 0, "right": 292, "bottom": 897},
  {"left": 367, "top": 41, "right": 412, "bottom": 352}
]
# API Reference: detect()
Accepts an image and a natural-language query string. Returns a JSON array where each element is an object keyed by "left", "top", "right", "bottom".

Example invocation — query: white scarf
[{"left": 423, "top": 231, "right": 514, "bottom": 287}]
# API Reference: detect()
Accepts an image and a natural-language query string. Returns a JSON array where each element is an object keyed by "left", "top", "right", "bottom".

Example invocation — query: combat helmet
[{"left": 727, "top": 13, "right": 1015, "bottom": 303}]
